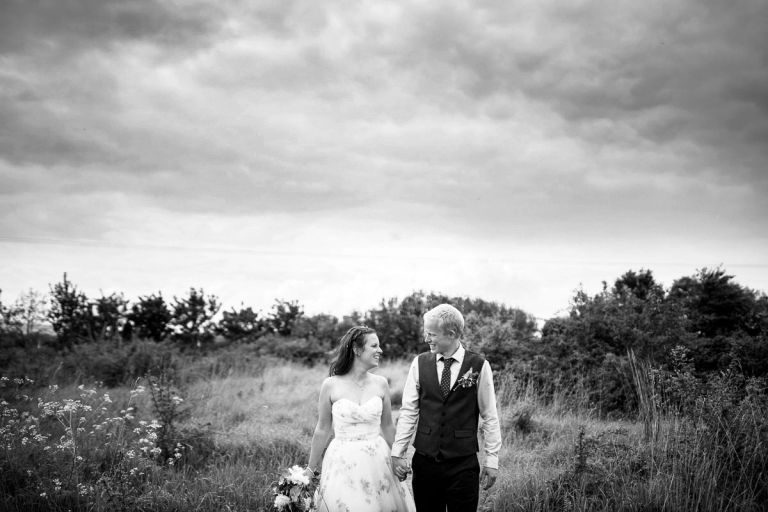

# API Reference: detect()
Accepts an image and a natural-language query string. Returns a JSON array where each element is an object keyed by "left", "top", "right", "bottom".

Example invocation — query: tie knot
[{"left": 442, "top": 357, "right": 454, "bottom": 365}]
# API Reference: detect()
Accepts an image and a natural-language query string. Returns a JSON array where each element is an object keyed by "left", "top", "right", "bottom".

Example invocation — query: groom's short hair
[{"left": 424, "top": 304, "right": 464, "bottom": 337}]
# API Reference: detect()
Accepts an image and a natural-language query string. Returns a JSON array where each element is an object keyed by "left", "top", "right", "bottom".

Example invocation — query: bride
[{"left": 305, "top": 326, "right": 416, "bottom": 512}]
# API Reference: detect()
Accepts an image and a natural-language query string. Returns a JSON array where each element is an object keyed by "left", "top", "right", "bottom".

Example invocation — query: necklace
[{"left": 351, "top": 374, "right": 368, "bottom": 388}]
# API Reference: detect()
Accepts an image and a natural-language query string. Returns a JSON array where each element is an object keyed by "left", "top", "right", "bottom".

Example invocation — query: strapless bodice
[{"left": 331, "top": 396, "right": 382, "bottom": 442}]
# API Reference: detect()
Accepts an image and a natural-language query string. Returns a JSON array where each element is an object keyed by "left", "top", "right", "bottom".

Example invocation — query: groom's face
[{"left": 423, "top": 318, "right": 458, "bottom": 356}]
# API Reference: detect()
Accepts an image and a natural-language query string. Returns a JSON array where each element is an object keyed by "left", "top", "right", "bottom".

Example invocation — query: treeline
[
  {"left": 1, "top": 267, "right": 766, "bottom": 414},
  {"left": 529, "top": 267, "right": 768, "bottom": 414},
  {"left": 0, "top": 273, "right": 537, "bottom": 359}
]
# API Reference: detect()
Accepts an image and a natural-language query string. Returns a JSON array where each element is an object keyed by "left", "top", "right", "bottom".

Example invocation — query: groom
[{"left": 391, "top": 304, "right": 501, "bottom": 512}]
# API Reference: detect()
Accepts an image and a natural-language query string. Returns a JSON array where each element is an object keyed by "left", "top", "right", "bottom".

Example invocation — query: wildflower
[
  {"left": 40, "top": 492, "right": 47, "bottom": 498},
  {"left": 103, "top": 394, "right": 112, "bottom": 404}
]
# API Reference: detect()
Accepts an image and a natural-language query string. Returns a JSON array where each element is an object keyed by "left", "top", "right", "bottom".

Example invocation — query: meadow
[{"left": 2, "top": 348, "right": 766, "bottom": 512}]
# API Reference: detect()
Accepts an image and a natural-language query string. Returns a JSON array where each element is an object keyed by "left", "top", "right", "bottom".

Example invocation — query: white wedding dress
[{"left": 317, "top": 396, "right": 416, "bottom": 512}]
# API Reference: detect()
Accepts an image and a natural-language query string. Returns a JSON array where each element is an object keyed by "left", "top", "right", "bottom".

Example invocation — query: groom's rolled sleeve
[
  {"left": 391, "top": 357, "right": 420, "bottom": 458},
  {"left": 478, "top": 360, "right": 501, "bottom": 469}
]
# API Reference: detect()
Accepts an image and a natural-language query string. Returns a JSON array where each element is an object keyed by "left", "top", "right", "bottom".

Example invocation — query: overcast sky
[{"left": 1, "top": 0, "right": 766, "bottom": 322}]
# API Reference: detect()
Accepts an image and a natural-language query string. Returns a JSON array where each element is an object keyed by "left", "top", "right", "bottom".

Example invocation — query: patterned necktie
[{"left": 440, "top": 357, "right": 454, "bottom": 398}]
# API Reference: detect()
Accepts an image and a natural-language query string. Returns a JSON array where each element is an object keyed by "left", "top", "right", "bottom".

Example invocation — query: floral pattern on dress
[{"left": 317, "top": 397, "right": 415, "bottom": 512}]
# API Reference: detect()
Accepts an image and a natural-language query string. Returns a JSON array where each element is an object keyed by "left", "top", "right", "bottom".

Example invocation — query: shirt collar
[{"left": 439, "top": 343, "right": 465, "bottom": 364}]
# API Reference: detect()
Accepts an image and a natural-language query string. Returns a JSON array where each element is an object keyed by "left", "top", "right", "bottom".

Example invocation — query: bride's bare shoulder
[
  {"left": 323, "top": 375, "right": 348, "bottom": 392},
  {"left": 371, "top": 373, "right": 389, "bottom": 389}
]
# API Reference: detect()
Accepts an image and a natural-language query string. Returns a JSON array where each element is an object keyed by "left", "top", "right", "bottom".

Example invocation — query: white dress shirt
[{"left": 391, "top": 344, "right": 502, "bottom": 469}]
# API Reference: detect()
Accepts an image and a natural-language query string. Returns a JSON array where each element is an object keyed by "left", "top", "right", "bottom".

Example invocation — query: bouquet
[{"left": 272, "top": 464, "right": 320, "bottom": 511}]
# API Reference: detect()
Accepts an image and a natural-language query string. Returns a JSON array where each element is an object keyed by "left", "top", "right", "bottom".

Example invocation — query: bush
[
  {"left": 252, "top": 334, "right": 332, "bottom": 366},
  {"left": 60, "top": 341, "right": 179, "bottom": 388}
]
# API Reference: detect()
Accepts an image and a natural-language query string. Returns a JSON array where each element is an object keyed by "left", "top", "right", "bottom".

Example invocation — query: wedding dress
[{"left": 317, "top": 396, "right": 416, "bottom": 512}]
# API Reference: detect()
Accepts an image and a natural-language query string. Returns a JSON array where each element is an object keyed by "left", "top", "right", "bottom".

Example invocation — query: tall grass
[{"left": 2, "top": 351, "right": 766, "bottom": 511}]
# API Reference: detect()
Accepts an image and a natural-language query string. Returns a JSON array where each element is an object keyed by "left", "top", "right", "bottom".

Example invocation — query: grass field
[{"left": 1, "top": 357, "right": 766, "bottom": 511}]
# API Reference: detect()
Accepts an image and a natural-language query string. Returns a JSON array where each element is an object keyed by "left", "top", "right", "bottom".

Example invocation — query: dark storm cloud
[
  {"left": 1, "top": 0, "right": 767, "bottom": 244},
  {"left": 0, "top": 0, "right": 225, "bottom": 169},
  {"left": 379, "top": 0, "right": 768, "bottom": 177},
  {"left": 0, "top": 0, "right": 222, "bottom": 57}
]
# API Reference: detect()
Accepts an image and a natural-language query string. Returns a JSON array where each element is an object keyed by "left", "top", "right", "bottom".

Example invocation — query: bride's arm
[
  {"left": 307, "top": 377, "right": 334, "bottom": 473},
  {"left": 379, "top": 377, "right": 396, "bottom": 448}
]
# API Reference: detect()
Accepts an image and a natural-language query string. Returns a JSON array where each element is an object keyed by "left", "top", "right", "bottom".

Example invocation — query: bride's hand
[{"left": 391, "top": 456, "right": 410, "bottom": 481}]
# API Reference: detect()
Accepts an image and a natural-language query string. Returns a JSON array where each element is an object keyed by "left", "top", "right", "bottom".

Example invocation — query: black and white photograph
[{"left": 1, "top": 0, "right": 766, "bottom": 511}]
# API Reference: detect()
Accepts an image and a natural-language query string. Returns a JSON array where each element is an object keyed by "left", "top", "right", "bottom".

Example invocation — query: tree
[
  {"left": 668, "top": 267, "right": 756, "bottom": 338},
  {"left": 48, "top": 273, "right": 90, "bottom": 350},
  {"left": 169, "top": 288, "right": 221, "bottom": 349},
  {"left": 217, "top": 305, "right": 268, "bottom": 342},
  {"left": 84, "top": 292, "right": 129, "bottom": 343},
  {"left": 292, "top": 313, "right": 342, "bottom": 346},
  {"left": 129, "top": 293, "right": 172, "bottom": 342},
  {"left": 269, "top": 299, "right": 304, "bottom": 336},
  {"left": 2, "top": 288, "right": 49, "bottom": 337},
  {"left": 613, "top": 269, "right": 663, "bottom": 301}
]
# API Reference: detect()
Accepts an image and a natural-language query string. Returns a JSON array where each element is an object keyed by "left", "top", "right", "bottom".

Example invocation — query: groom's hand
[
  {"left": 391, "top": 456, "right": 410, "bottom": 481},
  {"left": 480, "top": 466, "right": 498, "bottom": 490}
]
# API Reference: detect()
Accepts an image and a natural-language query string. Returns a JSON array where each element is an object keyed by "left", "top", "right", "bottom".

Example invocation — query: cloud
[
  {"left": 1, "top": 0, "right": 766, "bottom": 269},
  {"left": 0, "top": 0, "right": 222, "bottom": 58}
]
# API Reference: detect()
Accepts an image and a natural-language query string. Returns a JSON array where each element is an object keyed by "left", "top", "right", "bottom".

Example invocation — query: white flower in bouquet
[
  {"left": 272, "top": 463, "right": 321, "bottom": 511},
  {"left": 274, "top": 494, "right": 292, "bottom": 509},
  {"left": 287, "top": 464, "right": 311, "bottom": 486}
]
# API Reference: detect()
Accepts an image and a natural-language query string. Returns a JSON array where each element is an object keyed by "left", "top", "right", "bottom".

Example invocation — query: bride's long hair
[{"left": 329, "top": 326, "right": 376, "bottom": 376}]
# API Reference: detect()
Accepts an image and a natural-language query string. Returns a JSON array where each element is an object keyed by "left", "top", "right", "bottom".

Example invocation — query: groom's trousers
[{"left": 411, "top": 452, "right": 480, "bottom": 512}]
